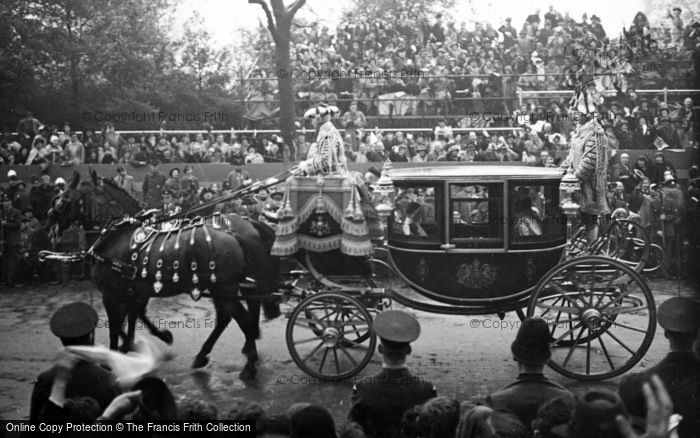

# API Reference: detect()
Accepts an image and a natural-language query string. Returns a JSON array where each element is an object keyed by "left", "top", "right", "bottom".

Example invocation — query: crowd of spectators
[
  {"left": 243, "top": 6, "right": 699, "bottom": 120},
  {"left": 27, "top": 297, "right": 697, "bottom": 438}
]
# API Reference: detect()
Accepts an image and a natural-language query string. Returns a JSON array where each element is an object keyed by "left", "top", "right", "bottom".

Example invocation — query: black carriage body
[{"left": 387, "top": 166, "right": 567, "bottom": 306}]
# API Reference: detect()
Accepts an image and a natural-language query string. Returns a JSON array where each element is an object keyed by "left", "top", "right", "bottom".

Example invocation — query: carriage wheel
[
  {"left": 528, "top": 256, "right": 655, "bottom": 381},
  {"left": 590, "top": 219, "right": 650, "bottom": 273},
  {"left": 287, "top": 291, "right": 376, "bottom": 380},
  {"left": 642, "top": 244, "right": 664, "bottom": 274}
]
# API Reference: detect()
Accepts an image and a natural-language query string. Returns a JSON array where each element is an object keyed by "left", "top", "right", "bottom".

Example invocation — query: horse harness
[{"left": 87, "top": 214, "right": 237, "bottom": 300}]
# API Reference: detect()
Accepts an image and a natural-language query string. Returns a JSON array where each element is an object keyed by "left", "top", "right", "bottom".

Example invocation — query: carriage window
[
  {"left": 509, "top": 182, "right": 566, "bottom": 246},
  {"left": 450, "top": 183, "right": 503, "bottom": 247},
  {"left": 390, "top": 185, "right": 440, "bottom": 242}
]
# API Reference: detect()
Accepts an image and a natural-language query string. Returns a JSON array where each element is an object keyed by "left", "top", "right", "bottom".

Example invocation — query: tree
[{"left": 249, "top": 0, "right": 307, "bottom": 158}]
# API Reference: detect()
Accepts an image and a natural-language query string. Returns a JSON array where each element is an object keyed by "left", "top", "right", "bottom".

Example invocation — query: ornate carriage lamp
[
  {"left": 559, "top": 165, "right": 581, "bottom": 241},
  {"left": 372, "top": 160, "right": 396, "bottom": 245}
]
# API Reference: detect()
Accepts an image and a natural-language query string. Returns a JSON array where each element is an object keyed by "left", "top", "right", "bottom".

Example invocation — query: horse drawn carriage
[
  {"left": 41, "top": 162, "right": 656, "bottom": 383},
  {"left": 277, "top": 163, "right": 656, "bottom": 382}
]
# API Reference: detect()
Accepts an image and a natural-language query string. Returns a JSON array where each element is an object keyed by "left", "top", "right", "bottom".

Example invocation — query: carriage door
[
  {"left": 388, "top": 182, "right": 444, "bottom": 251},
  {"left": 447, "top": 182, "right": 504, "bottom": 249}
]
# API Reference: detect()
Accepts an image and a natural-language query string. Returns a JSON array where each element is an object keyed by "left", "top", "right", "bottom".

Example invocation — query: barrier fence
[{"left": 0, "top": 149, "right": 696, "bottom": 190}]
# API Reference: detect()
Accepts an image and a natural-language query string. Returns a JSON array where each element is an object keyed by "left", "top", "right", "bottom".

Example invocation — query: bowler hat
[
  {"left": 511, "top": 317, "right": 551, "bottom": 365},
  {"left": 658, "top": 297, "right": 700, "bottom": 332},
  {"left": 50, "top": 302, "right": 98, "bottom": 339},
  {"left": 373, "top": 310, "right": 420, "bottom": 344},
  {"left": 569, "top": 391, "right": 629, "bottom": 438}
]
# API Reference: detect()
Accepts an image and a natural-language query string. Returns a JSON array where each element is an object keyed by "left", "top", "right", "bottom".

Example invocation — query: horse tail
[{"left": 234, "top": 221, "right": 281, "bottom": 321}]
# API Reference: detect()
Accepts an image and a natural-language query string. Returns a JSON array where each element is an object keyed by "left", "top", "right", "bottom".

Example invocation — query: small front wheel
[{"left": 286, "top": 291, "right": 376, "bottom": 380}]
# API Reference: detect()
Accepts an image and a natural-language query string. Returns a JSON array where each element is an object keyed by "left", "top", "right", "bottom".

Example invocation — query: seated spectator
[
  {"left": 245, "top": 145, "right": 265, "bottom": 164},
  {"left": 486, "top": 317, "right": 574, "bottom": 431}
]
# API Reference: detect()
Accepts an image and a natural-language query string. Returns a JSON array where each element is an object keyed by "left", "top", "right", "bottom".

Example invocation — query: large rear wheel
[{"left": 528, "top": 256, "right": 655, "bottom": 381}]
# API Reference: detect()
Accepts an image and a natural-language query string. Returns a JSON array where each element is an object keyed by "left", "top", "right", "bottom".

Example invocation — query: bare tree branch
[
  {"left": 248, "top": 0, "right": 279, "bottom": 41},
  {"left": 287, "top": 0, "right": 306, "bottom": 16}
]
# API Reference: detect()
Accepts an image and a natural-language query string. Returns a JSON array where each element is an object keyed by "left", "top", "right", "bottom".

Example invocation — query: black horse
[{"left": 48, "top": 171, "right": 280, "bottom": 379}]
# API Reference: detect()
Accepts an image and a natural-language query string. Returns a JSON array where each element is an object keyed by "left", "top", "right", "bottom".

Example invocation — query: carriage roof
[{"left": 389, "top": 165, "right": 564, "bottom": 181}]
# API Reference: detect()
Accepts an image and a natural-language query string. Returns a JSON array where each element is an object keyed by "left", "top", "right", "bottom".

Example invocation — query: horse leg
[
  {"left": 228, "top": 292, "right": 259, "bottom": 380},
  {"left": 192, "top": 295, "right": 233, "bottom": 369},
  {"left": 120, "top": 298, "right": 138, "bottom": 353},
  {"left": 136, "top": 301, "right": 174, "bottom": 345},
  {"left": 102, "top": 293, "right": 124, "bottom": 351}
]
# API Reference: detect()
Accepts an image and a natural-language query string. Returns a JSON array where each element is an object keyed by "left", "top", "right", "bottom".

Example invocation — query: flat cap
[
  {"left": 373, "top": 310, "right": 420, "bottom": 343},
  {"left": 50, "top": 302, "right": 98, "bottom": 339},
  {"left": 658, "top": 297, "right": 700, "bottom": 332}
]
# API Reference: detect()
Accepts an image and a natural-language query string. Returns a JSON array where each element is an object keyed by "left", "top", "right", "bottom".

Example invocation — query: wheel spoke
[
  {"left": 340, "top": 339, "right": 370, "bottom": 350},
  {"left": 294, "top": 336, "right": 323, "bottom": 346},
  {"left": 585, "top": 333, "right": 591, "bottom": 375},
  {"left": 333, "top": 348, "right": 340, "bottom": 375},
  {"left": 552, "top": 321, "right": 584, "bottom": 345},
  {"left": 603, "top": 329, "right": 636, "bottom": 355},
  {"left": 318, "top": 346, "right": 329, "bottom": 373},
  {"left": 338, "top": 343, "right": 359, "bottom": 367},
  {"left": 343, "top": 326, "right": 370, "bottom": 336},
  {"left": 540, "top": 296, "right": 563, "bottom": 318},
  {"left": 602, "top": 304, "right": 649, "bottom": 316},
  {"left": 301, "top": 341, "right": 326, "bottom": 364},
  {"left": 598, "top": 335, "right": 615, "bottom": 371},
  {"left": 561, "top": 327, "right": 586, "bottom": 368},
  {"left": 601, "top": 317, "right": 649, "bottom": 334}
]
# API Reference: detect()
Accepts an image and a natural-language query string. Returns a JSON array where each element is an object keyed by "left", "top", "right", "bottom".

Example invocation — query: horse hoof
[
  {"left": 239, "top": 365, "right": 257, "bottom": 381},
  {"left": 192, "top": 355, "right": 209, "bottom": 369},
  {"left": 241, "top": 346, "right": 259, "bottom": 363},
  {"left": 161, "top": 330, "right": 174, "bottom": 345}
]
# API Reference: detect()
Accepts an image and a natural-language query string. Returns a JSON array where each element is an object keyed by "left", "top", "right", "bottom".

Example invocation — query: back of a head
[
  {"left": 403, "top": 396, "right": 460, "bottom": 438},
  {"left": 457, "top": 406, "right": 528, "bottom": 438},
  {"left": 289, "top": 404, "right": 336, "bottom": 438},
  {"left": 132, "top": 377, "right": 178, "bottom": 421},
  {"left": 570, "top": 391, "right": 628, "bottom": 438},
  {"left": 339, "top": 421, "right": 366, "bottom": 438},
  {"left": 178, "top": 399, "right": 218, "bottom": 422},
  {"left": 532, "top": 396, "right": 575, "bottom": 438},
  {"left": 64, "top": 396, "right": 101, "bottom": 423}
]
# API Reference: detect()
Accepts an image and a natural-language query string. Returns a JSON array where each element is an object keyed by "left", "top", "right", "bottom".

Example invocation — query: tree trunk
[{"left": 275, "top": 22, "right": 296, "bottom": 159}]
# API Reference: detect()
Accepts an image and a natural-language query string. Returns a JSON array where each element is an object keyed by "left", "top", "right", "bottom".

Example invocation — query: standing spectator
[
  {"left": 113, "top": 166, "right": 137, "bottom": 198},
  {"left": 487, "top": 317, "right": 574, "bottom": 431},
  {"left": 342, "top": 101, "right": 367, "bottom": 150},
  {"left": 25, "top": 137, "right": 47, "bottom": 165},
  {"left": 619, "top": 297, "right": 700, "bottom": 438},
  {"left": 226, "top": 166, "right": 251, "bottom": 193},
  {"left": 142, "top": 160, "right": 167, "bottom": 209},
  {"left": 1, "top": 194, "right": 23, "bottom": 287},
  {"left": 164, "top": 168, "right": 182, "bottom": 204},
  {"left": 633, "top": 116, "right": 655, "bottom": 149},
  {"left": 16, "top": 111, "right": 43, "bottom": 148},
  {"left": 296, "top": 134, "right": 311, "bottom": 160},
  {"left": 180, "top": 165, "right": 199, "bottom": 212},
  {"left": 668, "top": 7, "right": 684, "bottom": 49},
  {"left": 348, "top": 311, "right": 436, "bottom": 438},
  {"left": 29, "top": 303, "right": 119, "bottom": 422}
]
